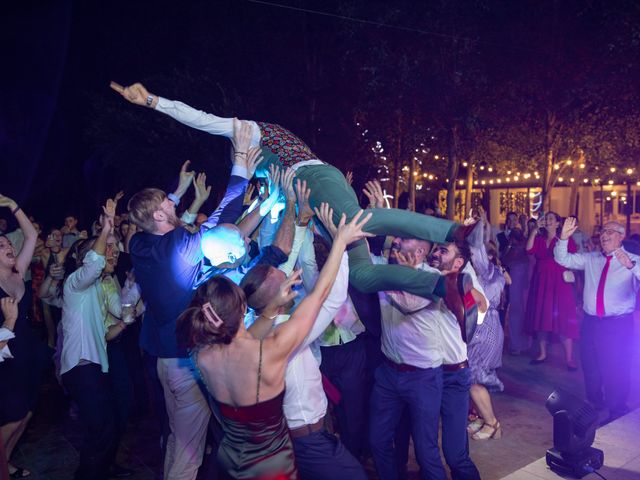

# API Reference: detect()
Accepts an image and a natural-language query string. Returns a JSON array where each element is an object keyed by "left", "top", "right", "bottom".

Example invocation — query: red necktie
[{"left": 596, "top": 255, "right": 612, "bottom": 317}]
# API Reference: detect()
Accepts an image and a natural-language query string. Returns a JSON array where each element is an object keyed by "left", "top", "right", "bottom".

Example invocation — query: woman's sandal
[
  {"left": 472, "top": 420, "right": 502, "bottom": 440},
  {"left": 467, "top": 417, "right": 484, "bottom": 434}
]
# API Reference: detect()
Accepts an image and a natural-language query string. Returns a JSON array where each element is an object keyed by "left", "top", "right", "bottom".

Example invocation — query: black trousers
[
  {"left": 320, "top": 335, "right": 368, "bottom": 459},
  {"left": 581, "top": 313, "right": 634, "bottom": 417},
  {"left": 62, "top": 363, "right": 116, "bottom": 480}
]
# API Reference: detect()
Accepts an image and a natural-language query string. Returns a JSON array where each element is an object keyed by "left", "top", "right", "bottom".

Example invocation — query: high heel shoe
[
  {"left": 467, "top": 418, "right": 484, "bottom": 434},
  {"left": 472, "top": 420, "right": 502, "bottom": 440}
]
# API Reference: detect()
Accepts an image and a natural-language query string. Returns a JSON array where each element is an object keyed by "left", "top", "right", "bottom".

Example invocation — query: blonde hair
[{"left": 127, "top": 188, "right": 166, "bottom": 233}]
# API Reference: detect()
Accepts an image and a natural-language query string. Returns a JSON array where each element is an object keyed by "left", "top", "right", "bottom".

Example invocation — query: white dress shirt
[
  {"left": 554, "top": 239, "right": 640, "bottom": 316},
  {"left": 155, "top": 97, "right": 324, "bottom": 173},
  {"left": 60, "top": 250, "right": 109, "bottom": 375},
  {"left": 373, "top": 255, "right": 484, "bottom": 368},
  {"left": 275, "top": 253, "right": 349, "bottom": 428}
]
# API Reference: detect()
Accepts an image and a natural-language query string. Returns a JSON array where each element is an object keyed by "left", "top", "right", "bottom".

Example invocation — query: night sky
[{"left": 2, "top": 0, "right": 639, "bottom": 231}]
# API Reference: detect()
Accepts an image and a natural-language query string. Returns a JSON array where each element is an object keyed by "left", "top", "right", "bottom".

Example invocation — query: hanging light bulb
[
  {"left": 610, "top": 167, "right": 616, "bottom": 173},
  {"left": 558, "top": 177, "right": 564, "bottom": 182},
  {"left": 462, "top": 161, "right": 468, "bottom": 167},
  {"left": 608, "top": 180, "right": 614, "bottom": 185},
  {"left": 626, "top": 168, "right": 633, "bottom": 175}
]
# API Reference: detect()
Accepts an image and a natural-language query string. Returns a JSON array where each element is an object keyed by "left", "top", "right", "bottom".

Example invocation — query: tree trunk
[
  {"left": 465, "top": 164, "right": 473, "bottom": 215},
  {"left": 393, "top": 112, "right": 403, "bottom": 208},
  {"left": 446, "top": 125, "right": 460, "bottom": 220},
  {"left": 541, "top": 112, "right": 557, "bottom": 213}
]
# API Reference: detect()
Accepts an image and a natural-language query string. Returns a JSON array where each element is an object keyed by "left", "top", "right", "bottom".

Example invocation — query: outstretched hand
[
  {"left": 268, "top": 269, "right": 303, "bottom": 311},
  {"left": 0, "top": 297, "right": 18, "bottom": 324},
  {"left": 314, "top": 203, "right": 338, "bottom": 239},
  {"left": 0, "top": 194, "right": 17, "bottom": 211},
  {"left": 175, "top": 160, "right": 195, "bottom": 198},
  {"left": 345, "top": 171, "right": 353, "bottom": 186},
  {"left": 110, "top": 81, "right": 155, "bottom": 107},
  {"left": 193, "top": 173, "right": 212, "bottom": 204},
  {"left": 334, "top": 210, "right": 374, "bottom": 246},
  {"left": 295, "top": 179, "right": 314, "bottom": 225},
  {"left": 231, "top": 119, "right": 253, "bottom": 156},
  {"left": 363, "top": 180, "right": 385, "bottom": 209},
  {"left": 560, "top": 216, "right": 578, "bottom": 240},
  {"left": 280, "top": 168, "right": 296, "bottom": 202},
  {"left": 395, "top": 251, "right": 420, "bottom": 268},
  {"left": 245, "top": 146, "right": 263, "bottom": 179}
]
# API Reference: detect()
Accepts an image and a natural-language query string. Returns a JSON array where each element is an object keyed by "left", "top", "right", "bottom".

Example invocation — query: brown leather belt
[
  {"left": 442, "top": 360, "right": 469, "bottom": 372},
  {"left": 289, "top": 417, "right": 325, "bottom": 439},
  {"left": 384, "top": 357, "right": 428, "bottom": 372}
]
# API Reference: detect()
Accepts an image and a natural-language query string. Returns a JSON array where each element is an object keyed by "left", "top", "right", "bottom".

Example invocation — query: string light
[
  {"left": 558, "top": 177, "right": 564, "bottom": 182},
  {"left": 608, "top": 180, "right": 614, "bottom": 185},
  {"left": 462, "top": 161, "right": 468, "bottom": 167},
  {"left": 583, "top": 178, "right": 588, "bottom": 183},
  {"left": 626, "top": 168, "right": 633, "bottom": 174},
  {"left": 580, "top": 163, "right": 585, "bottom": 169},
  {"left": 570, "top": 177, "right": 575, "bottom": 183},
  {"left": 458, "top": 179, "right": 464, "bottom": 185},
  {"left": 554, "top": 164, "right": 560, "bottom": 170},
  {"left": 610, "top": 167, "right": 616, "bottom": 173}
]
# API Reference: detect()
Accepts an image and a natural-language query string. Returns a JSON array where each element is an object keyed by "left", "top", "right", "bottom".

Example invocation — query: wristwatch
[{"left": 146, "top": 95, "right": 154, "bottom": 107}]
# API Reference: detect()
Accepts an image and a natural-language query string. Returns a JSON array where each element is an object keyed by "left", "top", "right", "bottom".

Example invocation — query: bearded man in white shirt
[{"left": 555, "top": 218, "right": 639, "bottom": 423}]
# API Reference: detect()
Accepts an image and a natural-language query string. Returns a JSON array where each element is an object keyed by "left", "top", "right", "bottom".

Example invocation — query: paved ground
[{"left": 9, "top": 314, "right": 640, "bottom": 480}]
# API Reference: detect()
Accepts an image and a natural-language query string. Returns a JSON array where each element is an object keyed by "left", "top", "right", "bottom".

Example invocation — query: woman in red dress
[{"left": 525, "top": 212, "right": 579, "bottom": 370}]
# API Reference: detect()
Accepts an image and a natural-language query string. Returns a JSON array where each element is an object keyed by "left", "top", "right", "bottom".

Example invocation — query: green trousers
[{"left": 295, "top": 164, "right": 456, "bottom": 300}]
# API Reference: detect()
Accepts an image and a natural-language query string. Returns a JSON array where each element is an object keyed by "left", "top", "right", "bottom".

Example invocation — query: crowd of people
[{"left": 0, "top": 81, "right": 638, "bottom": 480}]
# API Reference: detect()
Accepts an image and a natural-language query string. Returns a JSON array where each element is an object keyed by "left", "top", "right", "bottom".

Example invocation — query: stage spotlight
[{"left": 545, "top": 390, "right": 604, "bottom": 478}]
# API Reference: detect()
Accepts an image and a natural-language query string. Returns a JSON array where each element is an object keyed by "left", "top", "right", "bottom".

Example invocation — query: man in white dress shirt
[
  {"left": 240, "top": 253, "right": 367, "bottom": 479},
  {"left": 555, "top": 218, "right": 639, "bottom": 422},
  {"left": 369, "top": 237, "right": 483, "bottom": 480}
]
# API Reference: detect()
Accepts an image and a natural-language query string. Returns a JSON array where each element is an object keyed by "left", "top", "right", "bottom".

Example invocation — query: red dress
[{"left": 525, "top": 235, "right": 579, "bottom": 339}]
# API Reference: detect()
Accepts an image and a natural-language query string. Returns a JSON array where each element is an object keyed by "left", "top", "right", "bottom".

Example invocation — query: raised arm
[
  {"left": 109, "top": 81, "right": 261, "bottom": 146},
  {"left": 0, "top": 194, "right": 37, "bottom": 278},
  {"left": 66, "top": 200, "right": 114, "bottom": 292},
  {"left": 554, "top": 217, "right": 587, "bottom": 270},
  {"left": 271, "top": 168, "right": 297, "bottom": 257},
  {"left": 269, "top": 209, "right": 373, "bottom": 359}
]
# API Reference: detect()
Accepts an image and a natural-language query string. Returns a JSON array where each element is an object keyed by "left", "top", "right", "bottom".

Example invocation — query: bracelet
[
  {"left": 260, "top": 313, "right": 278, "bottom": 320},
  {"left": 11, "top": 205, "right": 20, "bottom": 215},
  {"left": 234, "top": 152, "right": 247, "bottom": 156},
  {"left": 145, "top": 95, "right": 154, "bottom": 106}
]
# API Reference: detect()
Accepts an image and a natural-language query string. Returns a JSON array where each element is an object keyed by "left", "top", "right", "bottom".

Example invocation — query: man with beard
[
  {"left": 126, "top": 124, "right": 255, "bottom": 480},
  {"left": 370, "top": 237, "right": 484, "bottom": 480}
]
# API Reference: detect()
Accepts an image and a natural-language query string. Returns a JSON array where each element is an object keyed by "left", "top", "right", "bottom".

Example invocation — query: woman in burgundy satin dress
[
  {"left": 525, "top": 212, "right": 579, "bottom": 370},
  {"left": 177, "top": 210, "right": 370, "bottom": 479}
]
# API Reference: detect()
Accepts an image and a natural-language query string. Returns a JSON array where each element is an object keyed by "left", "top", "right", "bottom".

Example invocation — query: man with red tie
[{"left": 555, "top": 218, "right": 640, "bottom": 423}]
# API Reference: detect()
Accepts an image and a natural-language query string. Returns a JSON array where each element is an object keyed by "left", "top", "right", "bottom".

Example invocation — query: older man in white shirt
[{"left": 555, "top": 218, "right": 639, "bottom": 422}]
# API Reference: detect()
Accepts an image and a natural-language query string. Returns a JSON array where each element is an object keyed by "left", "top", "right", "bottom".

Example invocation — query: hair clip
[{"left": 202, "top": 302, "right": 224, "bottom": 328}]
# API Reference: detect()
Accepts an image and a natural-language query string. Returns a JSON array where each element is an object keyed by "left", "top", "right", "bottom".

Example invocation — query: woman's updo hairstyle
[{"left": 177, "top": 275, "right": 247, "bottom": 349}]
